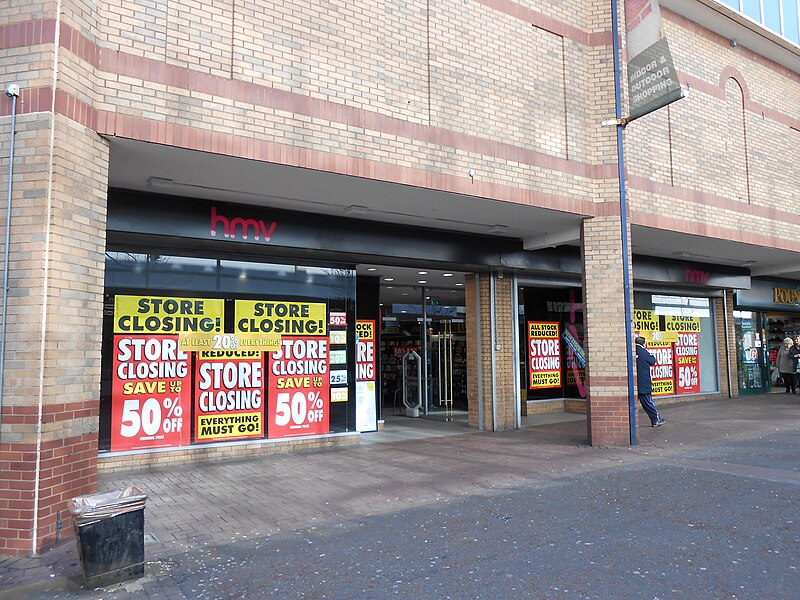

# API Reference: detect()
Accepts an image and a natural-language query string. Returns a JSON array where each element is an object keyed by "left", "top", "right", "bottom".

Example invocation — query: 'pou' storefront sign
[
  {"left": 773, "top": 287, "right": 800, "bottom": 306},
  {"left": 735, "top": 279, "right": 800, "bottom": 312}
]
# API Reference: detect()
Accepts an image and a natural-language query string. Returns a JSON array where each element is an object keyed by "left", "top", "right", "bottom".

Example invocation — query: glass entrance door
[
  {"left": 428, "top": 319, "right": 467, "bottom": 413},
  {"left": 734, "top": 311, "right": 769, "bottom": 394}
]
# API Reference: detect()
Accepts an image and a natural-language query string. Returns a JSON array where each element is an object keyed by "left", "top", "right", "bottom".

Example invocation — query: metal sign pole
[{"left": 611, "top": 0, "right": 637, "bottom": 445}]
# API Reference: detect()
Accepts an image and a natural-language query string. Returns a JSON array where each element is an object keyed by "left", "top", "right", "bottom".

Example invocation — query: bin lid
[{"left": 69, "top": 485, "right": 147, "bottom": 521}]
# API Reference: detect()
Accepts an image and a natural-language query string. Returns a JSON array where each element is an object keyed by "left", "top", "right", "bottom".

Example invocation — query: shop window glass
[
  {"left": 715, "top": 0, "right": 799, "bottom": 44},
  {"left": 764, "top": 0, "right": 783, "bottom": 32},
  {"left": 743, "top": 0, "right": 762, "bottom": 21},
  {"left": 734, "top": 311, "right": 768, "bottom": 392},
  {"left": 783, "top": 0, "right": 800, "bottom": 42},
  {"left": 520, "top": 288, "right": 586, "bottom": 401},
  {"left": 99, "top": 251, "right": 356, "bottom": 453},
  {"left": 105, "top": 252, "right": 353, "bottom": 299},
  {"left": 633, "top": 293, "right": 719, "bottom": 396}
]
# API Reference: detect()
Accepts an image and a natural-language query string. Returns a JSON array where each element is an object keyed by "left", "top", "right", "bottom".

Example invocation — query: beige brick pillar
[
  {"left": 465, "top": 273, "right": 517, "bottom": 431},
  {"left": 581, "top": 216, "right": 634, "bottom": 446},
  {"left": 0, "top": 0, "right": 111, "bottom": 555},
  {"left": 0, "top": 112, "right": 109, "bottom": 554},
  {"left": 716, "top": 295, "right": 738, "bottom": 398}
]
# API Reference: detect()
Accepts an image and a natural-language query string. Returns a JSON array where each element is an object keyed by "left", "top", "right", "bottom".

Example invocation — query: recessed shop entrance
[{"left": 357, "top": 264, "right": 469, "bottom": 426}]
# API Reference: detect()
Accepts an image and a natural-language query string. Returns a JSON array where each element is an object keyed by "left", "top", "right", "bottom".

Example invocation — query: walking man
[{"left": 635, "top": 336, "right": 665, "bottom": 427}]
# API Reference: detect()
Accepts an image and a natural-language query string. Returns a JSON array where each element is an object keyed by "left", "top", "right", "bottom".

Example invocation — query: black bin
[{"left": 69, "top": 485, "right": 148, "bottom": 588}]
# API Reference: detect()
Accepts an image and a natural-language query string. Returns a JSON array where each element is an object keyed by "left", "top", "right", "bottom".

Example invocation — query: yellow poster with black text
[
  {"left": 634, "top": 307, "right": 678, "bottom": 343},
  {"left": 235, "top": 300, "right": 327, "bottom": 336},
  {"left": 664, "top": 315, "right": 701, "bottom": 333},
  {"left": 114, "top": 295, "right": 224, "bottom": 334}
]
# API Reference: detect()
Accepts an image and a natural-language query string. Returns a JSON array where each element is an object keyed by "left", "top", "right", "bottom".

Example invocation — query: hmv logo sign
[
  {"left": 210, "top": 206, "right": 277, "bottom": 242},
  {"left": 684, "top": 265, "right": 709, "bottom": 284}
]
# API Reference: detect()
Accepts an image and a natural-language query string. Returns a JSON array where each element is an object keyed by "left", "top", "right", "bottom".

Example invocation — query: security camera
[{"left": 5, "top": 84, "right": 20, "bottom": 97}]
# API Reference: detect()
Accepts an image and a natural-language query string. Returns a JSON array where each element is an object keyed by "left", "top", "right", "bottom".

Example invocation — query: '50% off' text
[{"left": 120, "top": 396, "right": 184, "bottom": 438}]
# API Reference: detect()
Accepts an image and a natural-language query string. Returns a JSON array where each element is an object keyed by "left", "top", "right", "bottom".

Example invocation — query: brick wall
[
  {"left": 0, "top": 0, "right": 109, "bottom": 553},
  {"left": 0, "top": 114, "right": 109, "bottom": 554},
  {"left": 625, "top": 10, "right": 800, "bottom": 242},
  {"left": 88, "top": 0, "right": 605, "bottom": 205},
  {"left": 581, "top": 216, "right": 634, "bottom": 446},
  {"left": 3, "top": 2, "right": 797, "bottom": 236},
  {"left": 2, "top": 0, "right": 799, "bottom": 555},
  {"left": 466, "top": 273, "right": 517, "bottom": 431},
  {"left": 715, "top": 295, "right": 738, "bottom": 398},
  {"left": 98, "top": 432, "right": 360, "bottom": 473},
  {"left": 45, "top": 0, "right": 799, "bottom": 248},
  {"left": 466, "top": 274, "right": 487, "bottom": 430}
]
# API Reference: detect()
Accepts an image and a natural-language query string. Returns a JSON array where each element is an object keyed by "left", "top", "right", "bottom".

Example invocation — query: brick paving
[{"left": 1, "top": 392, "right": 798, "bottom": 598}]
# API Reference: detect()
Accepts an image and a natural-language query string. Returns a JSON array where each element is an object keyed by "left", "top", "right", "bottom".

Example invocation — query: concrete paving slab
[{"left": 1, "top": 392, "right": 798, "bottom": 599}]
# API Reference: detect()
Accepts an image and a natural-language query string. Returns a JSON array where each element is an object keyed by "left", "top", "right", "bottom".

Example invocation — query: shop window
[
  {"left": 520, "top": 288, "right": 586, "bottom": 401},
  {"left": 734, "top": 311, "right": 768, "bottom": 392},
  {"left": 716, "top": 0, "right": 799, "bottom": 43},
  {"left": 783, "top": 0, "right": 800, "bottom": 43},
  {"left": 105, "top": 253, "right": 353, "bottom": 300},
  {"left": 764, "top": 0, "right": 782, "bottom": 32},
  {"left": 99, "top": 251, "right": 356, "bottom": 453},
  {"left": 633, "top": 293, "right": 719, "bottom": 396},
  {"left": 743, "top": 0, "right": 762, "bottom": 22}
]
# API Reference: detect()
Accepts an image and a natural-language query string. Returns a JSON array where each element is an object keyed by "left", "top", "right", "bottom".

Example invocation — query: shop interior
[
  {"left": 733, "top": 309, "right": 800, "bottom": 394},
  {"left": 362, "top": 265, "right": 589, "bottom": 430},
  {"left": 766, "top": 312, "right": 800, "bottom": 384},
  {"left": 518, "top": 285, "right": 587, "bottom": 404},
  {"left": 357, "top": 264, "right": 469, "bottom": 423}
]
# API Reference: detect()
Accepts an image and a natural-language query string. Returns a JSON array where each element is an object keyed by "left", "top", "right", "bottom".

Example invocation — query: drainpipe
[
  {"left": 489, "top": 272, "right": 497, "bottom": 431},
  {"left": 0, "top": 83, "right": 20, "bottom": 437},
  {"left": 475, "top": 276, "right": 483, "bottom": 430},
  {"left": 421, "top": 286, "right": 428, "bottom": 415},
  {"left": 723, "top": 290, "right": 732, "bottom": 398},
  {"left": 511, "top": 273, "right": 521, "bottom": 429}
]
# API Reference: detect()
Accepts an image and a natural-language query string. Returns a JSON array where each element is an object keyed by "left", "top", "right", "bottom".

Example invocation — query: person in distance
[{"left": 635, "top": 336, "right": 665, "bottom": 427}]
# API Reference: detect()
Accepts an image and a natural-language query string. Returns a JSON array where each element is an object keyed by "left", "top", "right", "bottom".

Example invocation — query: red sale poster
[
  {"left": 356, "top": 320, "right": 376, "bottom": 382},
  {"left": 675, "top": 331, "right": 701, "bottom": 394},
  {"left": 527, "top": 322, "right": 561, "bottom": 389},
  {"left": 111, "top": 335, "right": 191, "bottom": 452},
  {"left": 194, "top": 350, "right": 265, "bottom": 443},
  {"left": 355, "top": 320, "right": 377, "bottom": 433},
  {"left": 267, "top": 336, "right": 330, "bottom": 439},
  {"left": 648, "top": 341, "right": 675, "bottom": 397}
]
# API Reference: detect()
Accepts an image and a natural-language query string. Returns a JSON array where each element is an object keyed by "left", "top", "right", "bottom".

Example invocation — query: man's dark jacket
[{"left": 636, "top": 343, "right": 656, "bottom": 395}]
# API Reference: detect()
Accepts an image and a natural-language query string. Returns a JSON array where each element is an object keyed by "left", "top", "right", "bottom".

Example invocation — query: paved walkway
[{"left": 1, "top": 392, "right": 798, "bottom": 598}]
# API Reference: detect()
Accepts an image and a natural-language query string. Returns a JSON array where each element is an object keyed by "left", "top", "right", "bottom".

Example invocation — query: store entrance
[
  {"left": 734, "top": 311, "right": 769, "bottom": 394},
  {"left": 735, "top": 310, "right": 800, "bottom": 395},
  {"left": 380, "top": 316, "right": 467, "bottom": 420},
  {"left": 765, "top": 312, "right": 800, "bottom": 392},
  {"left": 359, "top": 264, "right": 469, "bottom": 425},
  {"left": 429, "top": 320, "right": 467, "bottom": 415}
]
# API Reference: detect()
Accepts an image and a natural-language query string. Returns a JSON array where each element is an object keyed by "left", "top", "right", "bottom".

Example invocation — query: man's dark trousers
[{"left": 638, "top": 393, "right": 661, "bottom": 425}]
